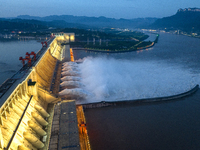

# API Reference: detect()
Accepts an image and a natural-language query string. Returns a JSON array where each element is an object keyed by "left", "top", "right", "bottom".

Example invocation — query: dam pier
[{"left": 0, "top": 33, "right": 90, "bottom": 150}]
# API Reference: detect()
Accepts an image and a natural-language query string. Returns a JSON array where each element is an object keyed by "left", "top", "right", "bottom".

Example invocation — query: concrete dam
[
  {"left": 0, "top": 32, "right": 198, "bottom": 150},
  {"left": 0, "top": 33, "right": 90, "bottom": 150}
]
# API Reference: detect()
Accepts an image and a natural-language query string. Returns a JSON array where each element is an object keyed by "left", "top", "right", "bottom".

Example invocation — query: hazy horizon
[{"left": 2, "top": 0, "right": 200, "bottom": 19}]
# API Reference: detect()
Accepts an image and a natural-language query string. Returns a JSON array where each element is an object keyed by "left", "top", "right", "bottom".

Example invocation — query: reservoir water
[
  {"left": 73, "top": 33, "right": 200, "bottom": 103},
  {"left": 0, "top": 40, "right": 41, "bottom": 85},
  {"left": 1, "top": 33, "right": 200, "bottom": 149},
  {"left": 73, "top": 33, "right": 200, "bottom": 150}
]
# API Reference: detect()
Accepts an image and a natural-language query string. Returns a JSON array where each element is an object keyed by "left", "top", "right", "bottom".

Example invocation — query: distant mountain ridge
[
  {"left": 150, "top": 8, "right": 200, "bottom": 33},
  {"left": 2, "top": 8, "right": 200, "bottom": 34},
  {"left": 178, "top": 8, "right": 200, "bottom": 12},
  {"left": 16, "top": 15, "right": 158, "bottom": 29}
]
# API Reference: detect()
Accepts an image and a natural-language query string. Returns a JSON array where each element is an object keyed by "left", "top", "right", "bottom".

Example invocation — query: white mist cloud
[{"left": 77, "top": 56, "right": 199, "bottom": 103}]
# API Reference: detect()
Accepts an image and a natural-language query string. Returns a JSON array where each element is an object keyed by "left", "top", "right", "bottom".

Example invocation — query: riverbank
[{"left": 72, "top": 34, "right": 159, "bottom": 53}]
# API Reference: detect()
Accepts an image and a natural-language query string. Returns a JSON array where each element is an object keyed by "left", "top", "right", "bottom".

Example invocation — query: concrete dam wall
[{"left": 0, "top": 33, "right": 75, "bottom": 150}]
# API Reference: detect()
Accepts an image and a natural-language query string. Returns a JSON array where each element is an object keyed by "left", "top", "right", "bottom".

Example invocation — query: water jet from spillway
[
  {"left": 61, "top": 70, "right": 81, "bottom": 76},
  {"left": 61, "top": 76, "right": 81, "bottom": 82},
  {"left": 59, "top": 88, "right": 90, "bottom": 100},
  {"left": 60, "top": 81, "right": 84, "bottom": 89}
]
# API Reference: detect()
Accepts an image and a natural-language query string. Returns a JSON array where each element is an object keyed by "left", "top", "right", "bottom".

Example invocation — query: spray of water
[
  {"left": 78, "top": 57, "right": 199, "bottom": 103},
  {"left": 59, "top": 57, "right": 200, "bottom": 104}
]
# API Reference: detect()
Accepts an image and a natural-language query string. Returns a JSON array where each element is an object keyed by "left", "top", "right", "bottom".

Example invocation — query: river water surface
[
  {"left": 73, "top": 33, "right": 200, "bottom": 150},
  {"left": 1, "top": 33, "right": 200, "bottom": 150},
  {"left": 0, "top": 40, "right": 41, "bottom": 85}
]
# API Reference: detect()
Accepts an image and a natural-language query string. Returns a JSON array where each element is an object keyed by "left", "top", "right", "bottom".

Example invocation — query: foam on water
[{"left": 76, "top": 56, "right": 199, "bottom": 103}]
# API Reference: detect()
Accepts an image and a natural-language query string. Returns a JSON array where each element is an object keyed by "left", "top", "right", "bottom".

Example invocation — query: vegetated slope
[
  {"left": 150, "top": 8, "right": 200, "bottom": 32},
  {"left": 0, "top": 18, "right": 90, "bottom": 32},
  {"left": 0, "top": 19, "right": 47, "bottom": 32}
]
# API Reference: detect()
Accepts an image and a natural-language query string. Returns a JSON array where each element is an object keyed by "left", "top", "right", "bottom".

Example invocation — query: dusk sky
[{"left": 1, "top": 0, "right": 200, "bottom": 19}]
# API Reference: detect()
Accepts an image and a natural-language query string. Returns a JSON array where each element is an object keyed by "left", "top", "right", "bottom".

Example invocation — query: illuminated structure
[
  {"left": 53, "top": 33, "right": 75, "bottom": 42},
  {"left": 0, "top": 33, "right": 89, "bottom": 150}
]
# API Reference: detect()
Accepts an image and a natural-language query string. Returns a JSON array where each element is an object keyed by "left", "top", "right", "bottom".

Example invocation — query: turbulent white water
[{"left": 60, "top": 57, "right": 200, "bottom": 104}]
